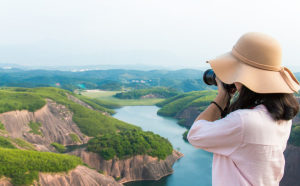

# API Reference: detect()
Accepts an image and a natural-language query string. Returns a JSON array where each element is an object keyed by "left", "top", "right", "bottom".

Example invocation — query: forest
[{"left": 87, "top": 129, "right": 173, "bottom": 160}]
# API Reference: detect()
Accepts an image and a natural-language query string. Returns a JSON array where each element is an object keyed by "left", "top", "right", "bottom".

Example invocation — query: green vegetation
[
  {"left": 0, "top": 87, "right": 139, "bottom": 136},
  {"left": 157, "top": 90, "right": 217, "bottom": 117},
  {"left": 114, "top": 176, "right": 121, "bottom": 181},
  {"left": 289, "top": 125, "right": 300, "bottom": 146},
  {"left": 51, "top": 142, "right": 67, "bottom": 153},
  {"left": 0, "top": 121, "right": 5, "bottom": 130},
  {"left": 0, "top": 148, "right": 82, "bottom": 185},
  {"left": 0, "top": 89, "right": 46, "bottom": 113},
  {"left": 182, "top": 130, "right": 189, "bottom": 141},
  {"left": 74, "top": 94, "right": 117, "bottom": 114},
  {"left": 82, "top": 90, "right": 165, "bottom": 106},
  {"left": 69, "top": 133, "right": 81, "bottom": 143},
  {"left": 87, "top": 129, "right": 173, "bottom": 160},
  {"left": 0, "top": 136, "right": 16, "bottom": 149},
  {"left": 114, "top": 87, "right": 179, "bottom": 99},
  {"left": 28, "top": 121, "right": 43, "bottom": 136},
  {"left": 11, "top": 138, "right": 36, "bottom": 150}
]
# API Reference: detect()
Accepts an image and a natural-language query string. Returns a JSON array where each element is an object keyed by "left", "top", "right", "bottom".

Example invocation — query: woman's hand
[{"left": 214, "top": 77, "right": 231, "bottom": 110}]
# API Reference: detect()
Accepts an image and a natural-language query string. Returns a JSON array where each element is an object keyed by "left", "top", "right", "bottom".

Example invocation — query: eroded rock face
[
  {"left": 67, "top": 94, "right": 94, "bottom": 110},
  {"left": 38, "top": 165, "right": 122, "bottom": 186},
  {"left": 280, "top": 145, "right": 300, "bottom": 186},
  {"left": 0, "top": 99, "right": 88, "bottom": 151},
  {"left": 175, "top": 106, "right": 200, "bottom": 127},
  {"left": 69, "top": 148, "right": 184, "bottom": 183},
  {"left": 0, "top": 166, "right": 123, "bottom": 186},
  {"left": 0, "top": 178, "right": 12, "bottom": 186}
]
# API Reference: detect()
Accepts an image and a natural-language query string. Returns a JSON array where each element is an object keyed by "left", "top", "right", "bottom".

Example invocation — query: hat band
[
  {"left": 232, "top": 46, "right": 281, "bottom": 71},
  {"left": 232, "top": 46, "right": 300, "bottom": 92}
]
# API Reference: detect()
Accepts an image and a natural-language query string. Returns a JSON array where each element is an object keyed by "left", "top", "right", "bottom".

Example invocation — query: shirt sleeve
[{"left": 187, "top": 110, "right": 244, "bottom": 156}]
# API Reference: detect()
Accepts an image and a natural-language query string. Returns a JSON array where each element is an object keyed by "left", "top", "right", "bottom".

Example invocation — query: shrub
[
  {"left": 0, "top": 148, "right": 82, "bottom": 185},
  {"left": 28, "top": 121, "right": 43, "bottom": 136},
  {"left": 69, "top": 133, "right": 81, "bottom": 143},
  {"left": 182, "top": 130, "right": 189, "bottom": 142},
  {"left": 51, "top": 142, "right": 66, "bottom": 153},
  {"left": 0, "top": 121, "right": 5, "bottom": 130},
  {"left": 0, "top": 136, "right": 16, "bottom": 149},
  {"left": 87, "top": 129, "right": 173, "bottom": 160}
]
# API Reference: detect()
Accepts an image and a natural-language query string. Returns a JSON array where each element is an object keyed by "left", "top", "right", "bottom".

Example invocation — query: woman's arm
[{"left": 194, "top": 78, "right": 231, "bottom": 122}]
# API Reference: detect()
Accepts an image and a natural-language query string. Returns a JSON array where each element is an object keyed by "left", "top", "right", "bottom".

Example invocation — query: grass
[
  {"left": 51, "top": 142, "right": 67, "bottom": 153},
  {"left": 0, "top": 121, "right": 5, "bottom": 130},
  {"left": 69, "top": 133, "right": 81, "bottom": 143},
  {"left": 11, "top": 138, "right": 36, "bottom": 151},
  {"left": 0, "top": 148, "right": 82, "bottom": 185},
  {"left": 28, "top": 121, "right": 43, "bottom": 136},
  {"left": 82, "top": 90, "right": 165, "bottom": 106},
  {"left": 0, "top": 136, "right": 16, "bottom": 149}
]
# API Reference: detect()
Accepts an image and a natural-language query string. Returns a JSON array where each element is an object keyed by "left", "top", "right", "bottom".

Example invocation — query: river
[{"left": 113, "top": 106, "right": 213, "bottom": 186}]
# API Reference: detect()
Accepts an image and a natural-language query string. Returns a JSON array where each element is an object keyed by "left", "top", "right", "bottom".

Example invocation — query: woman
[{"left": 187, "top": 32, "right": 300, "bottom": 186}]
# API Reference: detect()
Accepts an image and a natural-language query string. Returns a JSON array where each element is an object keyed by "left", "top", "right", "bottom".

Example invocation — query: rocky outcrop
[
  {"left": 0, "top": 166, "right": 122, "bottom": 186},
  {"left": 0, "top": 178, "right": 12, "bottom": 186},
  {"left": 69, "top": 148, "right": 183, "bottom": 183},
  {"left": 0, "top": 99, "right": 88, "bottom": 151},
  {"left": 67, "top": 94, "right": 94, "bottom": 110},
  {"left": 280, "top": 145, "right": 300, "bottom": 186},
  {"left": 175, "top": 106, "right": 200, "bottom": 128},
  {"left": 38, "top": 166, "right": 122, "bottom": 186}
]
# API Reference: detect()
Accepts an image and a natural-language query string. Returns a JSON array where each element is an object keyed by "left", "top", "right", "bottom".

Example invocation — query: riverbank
[
  {"left": 81, "top": 90, "right": 164, "bottom": 106},
  {"left": 113, "top": 106, "right": 212, "bottom": 186}
]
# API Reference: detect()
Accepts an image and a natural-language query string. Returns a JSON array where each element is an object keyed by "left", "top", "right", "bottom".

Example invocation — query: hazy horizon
[{"left": 0, "top": 0, "right": 300, "bottom": 70}]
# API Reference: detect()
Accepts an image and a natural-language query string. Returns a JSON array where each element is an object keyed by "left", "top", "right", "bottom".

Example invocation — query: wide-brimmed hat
[{"left": 207, "top": 32, "right": 300, "bottom": 93}]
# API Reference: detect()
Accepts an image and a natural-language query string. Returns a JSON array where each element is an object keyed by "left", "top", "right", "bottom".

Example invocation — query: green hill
[
  {"left": 156, "top": 90, "right": 217, "bottom": 117},
  {"left": 0, "top": 87, "right": 138, "bottom": 136},
  {"left": 0, "top": 87, "right": 174, "bottom": 185},
  {"left": 87, "top": 129, "right": 173, "bottom": 160},
  {"left": 0, "top": 147, "right": 82, "bottom": 186}
]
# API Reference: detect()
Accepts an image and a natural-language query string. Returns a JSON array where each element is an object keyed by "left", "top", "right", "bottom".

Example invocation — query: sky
[{"left": 0, "top": 0, "right": 299, "bottom": 70}]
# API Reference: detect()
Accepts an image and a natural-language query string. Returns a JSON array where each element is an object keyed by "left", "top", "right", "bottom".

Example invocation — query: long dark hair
[{"left": 228, "top": 85, "right": 299, "bottom": 121}]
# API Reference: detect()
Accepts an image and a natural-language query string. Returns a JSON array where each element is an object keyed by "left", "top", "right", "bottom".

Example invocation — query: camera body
[{"left": 203, "top": 69, "right": 236, "bottom": 92}]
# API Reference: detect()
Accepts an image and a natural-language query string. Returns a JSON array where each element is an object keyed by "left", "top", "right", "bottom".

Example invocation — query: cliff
[
  {"left": 0, "top": 166, "right": 122, "bottom": 186},
  {"left": 69, "top": 148, "right": 184, "bottom": 183},
  {"left": 0, "top": 99, "right": 88, "bottom": 151},
  {"left": 175, "top": 106, "right": 200, "bottom": 127},
  {"left": 280, "top": 145, "right": 300, "bottom": 186}
]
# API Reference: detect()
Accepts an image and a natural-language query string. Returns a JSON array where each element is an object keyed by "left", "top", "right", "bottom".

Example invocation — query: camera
[{"left": 203, "top": 69, "right": 236, "bottom": 92}]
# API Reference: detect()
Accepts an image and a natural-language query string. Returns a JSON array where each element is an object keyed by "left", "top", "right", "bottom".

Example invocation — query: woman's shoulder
[{"left": 234, "top": 104, "right": 292, "bottom": 146}]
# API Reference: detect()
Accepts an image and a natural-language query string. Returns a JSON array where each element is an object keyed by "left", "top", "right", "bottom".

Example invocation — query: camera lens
[{"left": 203, "top": 69, "right": 217, "bottom": 86}]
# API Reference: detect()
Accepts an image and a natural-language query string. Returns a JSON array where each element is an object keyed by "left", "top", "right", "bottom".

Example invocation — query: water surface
[{"left": 113, "top": 106, "right": 213, "bottom": 186}]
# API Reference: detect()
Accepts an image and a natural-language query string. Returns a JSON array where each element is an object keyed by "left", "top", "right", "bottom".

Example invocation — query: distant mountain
[
  {"left": 0, "top": 63, "right": 203, "bottom": 71},
  {"left": 0, "top": 68, "right": 211, "bottom": 92}
]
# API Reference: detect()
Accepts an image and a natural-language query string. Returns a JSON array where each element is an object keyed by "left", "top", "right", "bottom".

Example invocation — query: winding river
[{"left": 113, "top": 106, "right": 213, "bottom": 186}]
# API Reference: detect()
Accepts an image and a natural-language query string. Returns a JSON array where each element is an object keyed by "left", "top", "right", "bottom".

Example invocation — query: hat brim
[{"left": 207, "top": 52, "right": 300, "bottom": 93}]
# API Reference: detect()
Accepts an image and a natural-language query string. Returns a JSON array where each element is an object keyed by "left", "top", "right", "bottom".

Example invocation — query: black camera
[{"left": 203, "top": 69, "right": 236, "bottom": 92}]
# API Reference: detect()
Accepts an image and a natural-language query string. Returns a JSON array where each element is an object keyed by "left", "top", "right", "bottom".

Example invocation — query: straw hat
[{"left": 207, "top": 32, "right": 300, "bottom": 93}]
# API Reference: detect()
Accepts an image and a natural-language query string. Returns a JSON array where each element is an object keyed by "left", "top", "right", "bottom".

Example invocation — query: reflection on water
[{"left": 113, "top": 106, "right": 213, "bottom": 186}]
